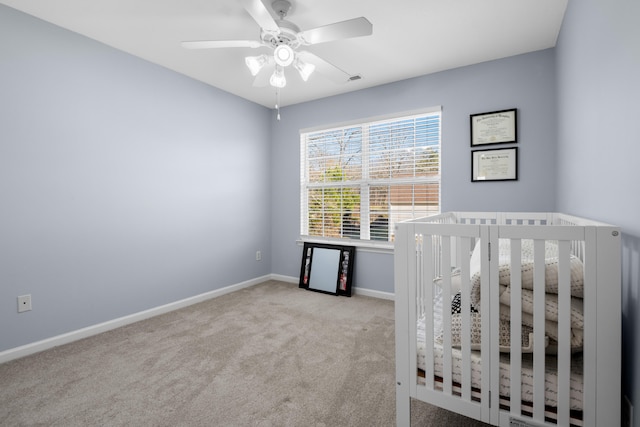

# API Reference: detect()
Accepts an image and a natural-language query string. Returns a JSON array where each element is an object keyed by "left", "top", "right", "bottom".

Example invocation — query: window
[{"left": 300, "top": 108, "right": 441, "bottom": 244}]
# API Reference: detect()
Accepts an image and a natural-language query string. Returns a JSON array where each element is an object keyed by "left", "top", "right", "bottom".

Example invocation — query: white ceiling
[{"left": 1, "top": 0, "right": 568, "bottom": 108}]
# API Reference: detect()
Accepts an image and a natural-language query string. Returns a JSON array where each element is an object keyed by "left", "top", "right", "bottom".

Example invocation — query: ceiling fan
[{"left": 181, "top": 0, "right": 373, "bottom": 89}]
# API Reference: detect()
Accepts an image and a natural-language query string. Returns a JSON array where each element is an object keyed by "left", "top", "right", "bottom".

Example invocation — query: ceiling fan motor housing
[
  {"left": 260, "top": 0, "right": 302, "bottom": 48},
  {"left": 261, "top": 19, "right": 301, "bottom": 49}
]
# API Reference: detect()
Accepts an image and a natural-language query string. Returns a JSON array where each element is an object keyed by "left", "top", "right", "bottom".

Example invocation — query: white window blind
[{"left": 300, "top": 108, "right": 441, "bottom": 243}]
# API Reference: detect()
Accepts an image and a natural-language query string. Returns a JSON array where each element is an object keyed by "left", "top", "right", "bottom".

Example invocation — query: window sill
[{"left": 297, "top": 237, "right": 394, "bottom": 254}]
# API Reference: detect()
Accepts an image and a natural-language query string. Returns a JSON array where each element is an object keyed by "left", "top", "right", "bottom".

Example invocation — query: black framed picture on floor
[{"left": 299, "top": 242, "right": 355, "bottom": 297}]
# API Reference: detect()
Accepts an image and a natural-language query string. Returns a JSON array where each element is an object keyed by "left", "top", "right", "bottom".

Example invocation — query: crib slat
[
  {"left": 459, "top": 236, "right": 472, "bottom": 401},
  {"left": 441, "top": 236, "right": 453, "bottom": 395},
  {"left": 557, "top": 240, "right": 572, "bottom": 426},
  {"left": 409, "top": 230, "right": 421, "bottom": 398},
  {"left": 509, "top": 238, "right": 523, "bottom": 416},
  {"left": 532, "top": 239, "right": 546, "bottom": 423},
  {"left": 488, "top": 232, "right": 500, "bottom": 419},
  {"left": 423, "top": 233, "right": 435, "bottom": 391}
]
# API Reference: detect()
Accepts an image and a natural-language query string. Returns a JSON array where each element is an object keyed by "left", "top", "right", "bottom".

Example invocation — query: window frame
[{"left": 300, "top": 107, "right": 441, "bottom": 249}]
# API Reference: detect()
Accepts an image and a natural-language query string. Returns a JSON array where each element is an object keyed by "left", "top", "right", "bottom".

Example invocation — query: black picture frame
[
  {"left": 471, "top": 147, "right": 518, "bottom": 182},
  {"left": 299, "top": 242, "right": 355, "bottom": 297},
  {"left": 470, "top": 108, "right": 517, "bottom": 146}
]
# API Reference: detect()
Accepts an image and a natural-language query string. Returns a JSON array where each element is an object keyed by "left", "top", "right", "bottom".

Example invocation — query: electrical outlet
[
  {"left": 256, "top": 250, "right": 262, "bottom": 261},
  {"left": 18, "top": 294, "right": 32, "bottom": 313}
]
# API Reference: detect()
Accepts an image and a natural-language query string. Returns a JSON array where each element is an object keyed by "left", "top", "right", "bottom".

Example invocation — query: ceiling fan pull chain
[{"left": 276, "top": 88, "right": 281, "bottom": 121}]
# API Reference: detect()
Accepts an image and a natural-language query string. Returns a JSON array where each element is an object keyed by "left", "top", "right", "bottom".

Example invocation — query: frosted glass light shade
[
  {"left": 270, "top": 67, "right": 287, "bottom": 88},
  {"left": 245, "top": 54, "right": 269, "bottom": 76},
  {"left": 294, "top": 57, "right": 315, "bottom": 81}
]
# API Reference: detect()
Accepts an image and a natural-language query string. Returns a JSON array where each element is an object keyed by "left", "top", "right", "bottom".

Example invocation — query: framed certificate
[
  {"left": 470, "top": 108, "right": 517, "bottom": 146},
  {"left": 471, "top": 147, "right": 518, "bottom": 182}
]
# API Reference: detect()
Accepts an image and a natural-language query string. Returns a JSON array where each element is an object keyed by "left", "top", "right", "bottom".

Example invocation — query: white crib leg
[{"left": 396, "top": 381, "right": 410, "bottom": 426}]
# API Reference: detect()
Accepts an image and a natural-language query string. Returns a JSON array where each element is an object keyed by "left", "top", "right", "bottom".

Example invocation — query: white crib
[{"left": 394, "top": 212, "right": 621, "bottom": 427}]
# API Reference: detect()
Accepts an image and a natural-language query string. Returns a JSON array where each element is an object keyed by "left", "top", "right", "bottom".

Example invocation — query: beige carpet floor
[{"left": 0, "top": 280, "right": 487, "bottom": 426}]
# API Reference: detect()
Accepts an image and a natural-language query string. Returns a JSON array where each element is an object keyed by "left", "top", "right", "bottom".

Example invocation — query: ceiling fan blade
[
  {"left": 240, "top": 0, "right": 280, "bottom": 33},
  {"left": 297, "top": 51, "right": 352, "bottom": 84},
  {"left": 299, "top": 17, "right": 372, "bottom": 45},
  {"left": 181, "top": 40, "right": 262, "bottom": 49}
]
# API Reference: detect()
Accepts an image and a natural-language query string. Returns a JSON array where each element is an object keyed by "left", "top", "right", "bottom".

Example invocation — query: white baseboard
[
  {"left": 354, "top": 287, "right": 395, "bottom": 300},
  {"left": 0, "top": 274, "right": 394, "bottom": 364},
  {"left": 269, "top": 274, "right": 395, "bottom": 300},
  {"left": 269, "top": 274, "right": 298, "bottom": 284},
  {"left": 0, "top": 275, "right": 271, "bottom": 365}
]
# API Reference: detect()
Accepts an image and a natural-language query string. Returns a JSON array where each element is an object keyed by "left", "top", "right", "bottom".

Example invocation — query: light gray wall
[
  {"left": 271, "top": 49, "right": 558, "bottom": 293},
  {"left": 555, "top": 0, "right": 640, "bottom": 422},
  {"left": 0, "top": 6, "right": 272, "bottom": 352}
]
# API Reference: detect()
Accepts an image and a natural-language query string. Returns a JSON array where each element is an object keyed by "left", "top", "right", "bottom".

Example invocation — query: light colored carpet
[{"left": 0, "top": 280, "right": 487, "bottom": 426}]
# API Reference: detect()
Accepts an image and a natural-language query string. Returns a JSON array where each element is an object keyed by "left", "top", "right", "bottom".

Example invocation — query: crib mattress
[{"left": 416, "top": 329, "right": 584, "bottom": 411}]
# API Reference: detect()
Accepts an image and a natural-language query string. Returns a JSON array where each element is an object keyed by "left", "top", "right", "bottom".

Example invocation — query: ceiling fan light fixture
[
  {"left": 245, "top": 54, "right": 269, "bottom": 76},
  {"left": 270, "top": 67, "right": 287, "bottom": 88},
  {"left": 294, "top": 57, "right": 315, "bottom": 81},
  {"left": 273, "top": 45, "right": 294, "bottom": 67}
]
